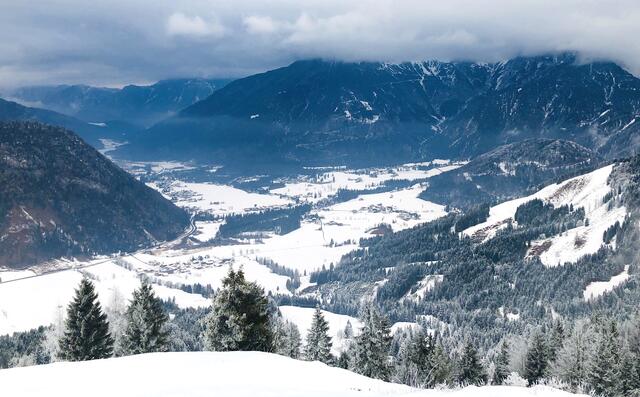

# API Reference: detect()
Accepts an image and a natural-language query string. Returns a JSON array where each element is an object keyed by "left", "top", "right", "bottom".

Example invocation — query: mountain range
[
  {"left": 0, "top": 97, "right": 132, "bottom": 147},
  {"left": 118, "top": 53, "right": 640, "bottom": 170},
  {"left": 9, "top": 78, "right": 231, "bottom": 128}
]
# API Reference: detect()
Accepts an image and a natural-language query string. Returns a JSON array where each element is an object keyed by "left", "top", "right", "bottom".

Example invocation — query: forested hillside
[{"left": 0, "top": 121, "right": 190, "bottom": 267}]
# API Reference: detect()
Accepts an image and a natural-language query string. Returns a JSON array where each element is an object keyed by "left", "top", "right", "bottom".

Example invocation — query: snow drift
[{"left": 0, "top": 351, "right": 586, "bottom": 397}]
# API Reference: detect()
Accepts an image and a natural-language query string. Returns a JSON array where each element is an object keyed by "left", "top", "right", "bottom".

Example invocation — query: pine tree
[
  {"left": 590, "top": 320, "right": 621, "bottom": 396},
  {"left": 351, "top": 304, "right": 392, "bottom": 381},
  {"left": 204, "top": 267, "right": 274, "bottom": 352},
  {"left": 524, "top": 331, "right": 548, "bottom": 386},
  {"left": 494, "top": 341, "right": 510, "bottom": 385},
  {"left": 457, "top": 340, "right": 487, "bottom": 386},
  {"left": 304, "top": 306, "right": 333, "bottom": 364},
  {"left": 58, "top": 278, "right": 114, "bottom": 361},
  {"left": 122, "top": 280, "right": 169, "bottom": 354}
]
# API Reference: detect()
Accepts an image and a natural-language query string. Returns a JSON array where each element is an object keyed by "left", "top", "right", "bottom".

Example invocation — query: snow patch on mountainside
[
  {"left": 583, "top": 265, "right": 630, "bottom": 301},
  {"left": 463, "top": 165, "right": 627, "bottom": 266},
  {"left": 0, "top": 351, "right": 587, "bottom": 397},
  {"left": 403, "top": 274, "right": 444, "bottom": 302}
]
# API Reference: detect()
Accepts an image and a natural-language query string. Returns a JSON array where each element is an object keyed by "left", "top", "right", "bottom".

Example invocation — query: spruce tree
[
  {"left": 352, "top": 304, "right": 392, "bottom": 381},
  {"left": 304, "top": 306, "right": 333, "bottom": 364},
  {"left": 457, "top": 340, "right": 487, "bottom": 386},
  {"left": 524, "top": 331, "right": 548, "bottom": 386},
  {"left": 204, "top": 267, "right": 273, "bottom": 352},
  {"left": 589, "top": 320, "right": 621, "bottom": 396},
  {"left": 122, "top": 280, "right": 169, "bottom": 354},
  {"left": 493, "top": 341, "right": 510, "bottom": 385},
  {"left": 58, "top": 278, "right": 114, "bottom": 361}
]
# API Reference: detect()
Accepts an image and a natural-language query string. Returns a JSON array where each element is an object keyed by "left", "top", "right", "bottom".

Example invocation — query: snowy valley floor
[{"left": 0, "top": 351, "right": 585, "bottom": 397}]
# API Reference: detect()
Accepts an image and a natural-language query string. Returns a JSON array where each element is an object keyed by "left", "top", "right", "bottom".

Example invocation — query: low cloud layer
[{"left": 2, "top": 0, "right": 640, "bottom": 88}]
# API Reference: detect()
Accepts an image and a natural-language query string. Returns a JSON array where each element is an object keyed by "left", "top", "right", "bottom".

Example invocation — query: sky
[{"left": 1, "top": 0, "right": 640, "bottom": 88}]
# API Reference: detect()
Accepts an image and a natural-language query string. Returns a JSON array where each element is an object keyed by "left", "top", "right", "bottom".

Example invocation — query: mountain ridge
[
  {"left": 9, "top": 78, "right": 232, "bottom": 128},
  {"left": 121, "top": 53, "right": 640, "bottom": 170}
]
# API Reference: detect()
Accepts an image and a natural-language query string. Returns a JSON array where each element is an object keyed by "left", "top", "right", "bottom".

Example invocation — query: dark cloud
[{"left": 1, "top": 0, "right": 639, "bottom": 88}]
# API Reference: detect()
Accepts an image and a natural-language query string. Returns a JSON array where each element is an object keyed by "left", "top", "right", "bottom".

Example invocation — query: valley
[
  {"left": 0, "top": 158, "right": 462, "bottom": 336},
  {"left": 2, "top": 35, "right": 640, "bottom": 395}
]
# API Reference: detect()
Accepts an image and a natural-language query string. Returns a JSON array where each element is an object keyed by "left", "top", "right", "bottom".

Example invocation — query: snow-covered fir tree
[
  {"left": 618, "top": 348, "right": 639, "bottom": 395},
  {"left": 396, "top": 330, "right": 450, "bottom": 387},
  {"left": 351, "top": 304, "right": 392, "bottom": 381},
  {"left": 547, "top": 320, "right": 565, "bottom": 364},
  {"left": 457, "top": 340, "right": 487, "bottom": 386},
  {"left": 304, "top": 306, "right": 333, "bottom": 364},
  {"left": 493, "top": 341, "right": 510, "bottom": 385},
  {"left": 589, "top": 320, "right": 621, "bottom": 396},
  {"left": 58, "top": 278, "right": 114, "bottom": 361},
  {"left": 122, "top": 280, "right": 169, "bottom": 354},
  {"left": 524, "top": 331, "right": 548, "bottom": 386},
  {"left": 274, "top": 319, "right": 302, "bottom": 359},
  {"left": 204, "top": 267, "right": 273, "bottom": 352},
  {"left": 550, "top": 320, "right": 593, "bottom": 392}
]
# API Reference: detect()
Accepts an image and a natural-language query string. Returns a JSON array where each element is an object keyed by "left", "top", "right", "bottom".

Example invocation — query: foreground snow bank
[{"left": 0, "top": 351, "right": 585, "bottom": 397}]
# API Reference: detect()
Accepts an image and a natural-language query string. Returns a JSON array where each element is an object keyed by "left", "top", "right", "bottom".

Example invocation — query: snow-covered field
[
  {"left": 0, "top": 351, "right": 586, "bottom": 397},
  {"left": 463, "top": 165, "right": 627, "bottom": 267},
  {"left": 151, "top": 180, "right": 293, "bottom": 216},
  {"left": 272, "top": 161, "right": 462, "bottom": 203}
]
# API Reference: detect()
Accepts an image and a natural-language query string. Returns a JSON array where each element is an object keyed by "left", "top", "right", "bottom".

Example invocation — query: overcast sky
[{"left": 1, "top": 0, "right": 640, "bottom": 88}]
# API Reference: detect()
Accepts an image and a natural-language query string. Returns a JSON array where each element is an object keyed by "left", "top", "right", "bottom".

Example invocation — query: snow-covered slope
[
  {"left": 0, "top": 351, "right": 586, "bottom": 397},
  {"left": 463, "top": 165, "right": 626, "bottom": 267},
  {"left": 280, "top": 305, "right": 361, "bottom": 354},
  {"left": 0, "top": 260, "right": 211, "bottom": 335},
  {"left": 583, "top": 265, "right": 630, "bottom": 301}
]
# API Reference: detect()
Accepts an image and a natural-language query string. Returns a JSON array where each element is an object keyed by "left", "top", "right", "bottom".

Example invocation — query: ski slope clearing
[
  {"left": 0, "top": 351, "right": 586, "bottom": 397},
  {"left": 583, "top": 265, "right": 630, "bottom": 301},
  {"left": 463, "top": 165, "right": 627, "bottom": 266}
]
